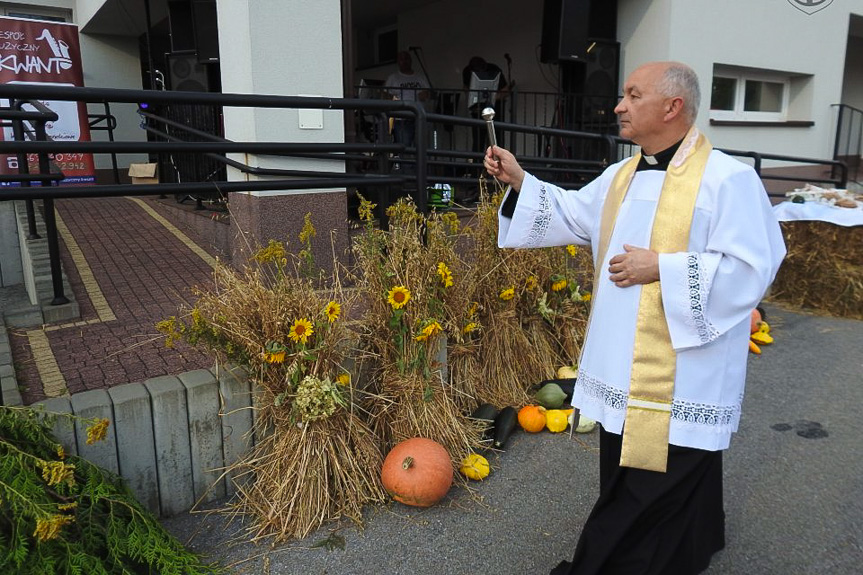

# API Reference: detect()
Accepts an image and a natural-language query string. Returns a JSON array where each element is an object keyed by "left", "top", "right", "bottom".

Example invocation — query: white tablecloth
[{"left": 772, "top": 201, "right": 863, "bottom": 227}]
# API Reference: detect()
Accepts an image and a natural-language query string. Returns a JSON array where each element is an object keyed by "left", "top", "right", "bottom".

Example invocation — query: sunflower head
[
  {"left": 415, "top": 320, "right": 443, "bottom": 341},
  {"left": 463, "top": 322, "right": 480, "bottom": 334},
  {"left": 325, "top": 301, "right": 341, "bottom": 323},
  {"left": 499, "top": 287, "right": 515, "bottom": 301},
  {"left": 551, "top": 276, "right": 568, "bottom": 292},
  {"left": 387, "top": 286, "right": 411, "bottom": 309},
  {"left": 436, "top": 262, "right": 454, "bottom": 288},
  {"left": 566, "top": 244, "right": 577, "bottom": 257},
  {"left": 289, "top": 318, "right": 314, "bottom": 345},
  {"left": 525, "top": 275, "right": 539, "bottom": 290}
]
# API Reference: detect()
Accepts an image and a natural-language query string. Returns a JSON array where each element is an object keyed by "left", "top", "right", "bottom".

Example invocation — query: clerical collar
[{"left": 636, "top": 139, "right": 684, "bottom": 172}]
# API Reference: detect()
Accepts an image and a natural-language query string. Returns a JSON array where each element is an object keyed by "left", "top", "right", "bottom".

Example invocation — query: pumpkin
[
  {"left": 545, "top": 409, "right": 569, "bottom": 433},
  {"left": 459, "top": 453, "right": 490, "bottom": 480},
  {"left": 381, "top": 438, "right": 453, "bottom": 507},
  {"left": 750, "top": 309, "right": 762, "bottom": 333},
  {"left": 518, "top": 405, "right": 547, "bottom": 433}
]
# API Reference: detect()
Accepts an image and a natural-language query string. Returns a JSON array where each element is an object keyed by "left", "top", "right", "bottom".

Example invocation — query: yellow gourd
[
  {"left": 545, "top": 410, "right": 569, "bottom": 433},
  {"left": 759, "top": 321, "right": 770, "bottom": 334},
  {"left": 751, "top": 331, "right": 773, "bottom": 345},
  {"left": 749, "top": 340, "right": 761, "bottom": 354},
  {"left": 459, "top": 453, "right": 490, "bottom": 480}
]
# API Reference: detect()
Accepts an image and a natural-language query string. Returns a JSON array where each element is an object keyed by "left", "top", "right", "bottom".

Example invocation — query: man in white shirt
[
  {"left": 385, "top": 50, "right": 429, "bottom": 148},
  {"left": 485, "top": 61, "right": 785, "bottom": 574}
]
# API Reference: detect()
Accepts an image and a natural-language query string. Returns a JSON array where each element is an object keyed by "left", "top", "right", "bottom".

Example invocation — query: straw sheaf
[{"left": 768, "top": 221, "right": 863, "bottom": 319}]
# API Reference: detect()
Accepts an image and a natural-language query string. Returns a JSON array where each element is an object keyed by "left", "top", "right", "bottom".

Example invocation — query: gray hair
[{"left": 657, "top": 63, "right": 701, "bottom": 122}]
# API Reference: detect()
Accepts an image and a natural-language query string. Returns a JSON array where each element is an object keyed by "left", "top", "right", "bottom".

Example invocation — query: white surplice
[{"left": 499, "top": 150, "right": 786, "bottom": 451}]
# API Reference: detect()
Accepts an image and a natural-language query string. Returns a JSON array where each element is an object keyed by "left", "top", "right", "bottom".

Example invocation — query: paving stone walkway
[{"left": 9, "top": 196, "right": 217, "bottom": 403}]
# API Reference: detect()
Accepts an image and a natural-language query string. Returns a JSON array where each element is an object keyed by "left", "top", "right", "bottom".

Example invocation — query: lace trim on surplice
[
  {"left": 685, "top": 253, "right": 720, "bottom": 344},
  {"left": 575, "top": 370, "right": 741, "bottom": 429},
  {"left": 525, "top": 183, "right": 551, "bottom": 246}
]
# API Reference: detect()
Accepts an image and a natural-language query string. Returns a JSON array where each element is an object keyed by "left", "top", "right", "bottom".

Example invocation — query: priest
[{"left": 484, "top": 61, "right": 786, "bottom": 574}]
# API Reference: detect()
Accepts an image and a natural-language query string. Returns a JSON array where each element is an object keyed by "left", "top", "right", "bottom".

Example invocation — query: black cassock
[{"left": 551, "top": 427, "right": 725, "bottom": 575}]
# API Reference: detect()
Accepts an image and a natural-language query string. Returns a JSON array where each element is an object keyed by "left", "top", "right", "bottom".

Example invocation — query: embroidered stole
[{"left": 594, "top": 127, "right": 712, "bottom": 472}]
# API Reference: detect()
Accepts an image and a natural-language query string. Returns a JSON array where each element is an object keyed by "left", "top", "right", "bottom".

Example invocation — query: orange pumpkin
[
  {"left": 750, "top": 309, "right": 762, "bottom": 333},
  {"left": 381, "top": 438, "right": 452, "bottom": 507},
  {"left": 518, "top": 405, "right": 547, "bottom": 433}
]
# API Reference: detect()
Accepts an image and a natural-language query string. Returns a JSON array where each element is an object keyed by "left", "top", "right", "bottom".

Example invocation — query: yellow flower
[
  {"left": 299, "top": 212, "right": 317, "bottom": 244},
  {"left": 415, "top": 320, "right": 443, "bottom": 341},
  {"left": 387, "top": 286, "right": 411, "bottom": 309},
  {"left": 566, "top": 244, "right": 577, "bottom": 257},
  {"left": 499, "top": 287, "right": 515, "bottom": 301},
  {"left": 288, "top": 318, "right": 314, "bottom": 345},
  {"left": 325, "top": 301, "right": 341, "bottom": 322},
  {"left": 468, "top": 301, "right": 479, "bottom": 317},
  {"left": 436, "top": 262, "right": 454, "bottom": 288},
  {"left": 463, "top": 322, "right": 480, "bottom": 334},
  {"left": 253, "top": 239, "right": 286, "bottom": 264},
  {"left": 33, "top": 515, "right": 74, "bottom": 542},
  {"left": 525, "top": 276, "right": 538, "bottom": 290},
  {"left": 551, "top": 278, "right": 568, "bottom": 292},
  {"left": 86, "top": 419, "right": 110, "bottom": 445},
  {"left": 357, "top": 193, "right": 377, "bottom": 222},
  {"left": 265, "top": 350, "right": 286, "bottom": 364},
  {"left": 581, "top": 292, "right": 592, "bottom": 302},
  {"left": 337, "top": 373, "right": 351, "bottom": 386},
  {"left": 39, "top": 460, "right": 76, "bottom": 487}
]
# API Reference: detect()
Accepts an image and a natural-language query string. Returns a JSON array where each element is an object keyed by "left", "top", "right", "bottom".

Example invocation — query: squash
[
  {"left": 518, "top": 405, "right": 547, "bottom": 433},
  {"left": 493, "top": 407, "right": 518, "bottom": 449},
  {"left": 557, "top": 365, "right": 578, "bottom": 379},
  {"left": 545, "top": 409, "right": 569, "bottom": 433},
  {"left": 750, "top": 331, "right": 774, "bottom": 345},
  {"left": 749, "top": 340, "right": 761, "bottom": 355},
  {"left": 459, "top": 453, "right": 490, "bottom": 480},
  {"left": 381, "top": 438, "right": 453, "bottom": 507},
  {"left": 535, "top": 383, "right": 567, "bottom": 409},
  {"left": 574, "top": 413, "right": 597, "bottom": 433},
  {"left": 758, "top": 321, "right": 770, "bottom": 334},
  {"left": 471, "top": 403, "right": 499, "bottom": 442},
  {"left": 750, "top": 309, "right": 762, "bottom": 333}
]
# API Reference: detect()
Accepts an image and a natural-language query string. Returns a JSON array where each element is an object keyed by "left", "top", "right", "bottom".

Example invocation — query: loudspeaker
[
  {"left": 583, "top": 41, "right": 620, "bottom": 126},
  {"left": 192, "top": 0, "right": 219, "bottom": 63},
  {"left": 541, "top": 0, "right": 617, "bottom": 63},
  {"left": 167, "top": 53, "right": 209, "bottom": 91},
  {"left": 168, "top": 1, "right": 195, "bottom": 52}
]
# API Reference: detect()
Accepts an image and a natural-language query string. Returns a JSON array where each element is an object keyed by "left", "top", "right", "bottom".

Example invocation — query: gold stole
[{"left": 594, "top": 127, "right": 712, "bottom": 472}]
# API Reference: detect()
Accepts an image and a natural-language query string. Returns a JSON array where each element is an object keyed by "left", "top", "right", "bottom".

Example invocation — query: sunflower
[
  {"left": 551, "top": 277, "right": 568, "bottom": 292},
  {"left": 566, "top": 244, "right": 577, "bottom": 257},
  {"left": 525, "top": 275, "right": 538, "bottom": 290},
  {"left": 415, "top": 320, "right": 443, "bottom": 341},
  {"left": 387, "top": 286, "right": 411, "bottom": 309},
  {"left": 336, "top": 373, "right": 351, "bottom": 386},
  {"left": 463, "top": 322, "right": 480, "bottom": 334},
  {"left": 325, "top": 301, "right": 341, "bottom": 322},
  {"left": 265, "top": 350, "right": 286, "bottom": 364},
  {"left": 499, "top": 287, "right": 515, "bottom": 301},
  {"left": 289, "top": 318, "right": 314, "bottom": 344},
  {"left": 581, "top": 291, "right": 592, "bottom": 302},
  {"left": 436, "top": 262, "right": 454, "bottom": 288}
]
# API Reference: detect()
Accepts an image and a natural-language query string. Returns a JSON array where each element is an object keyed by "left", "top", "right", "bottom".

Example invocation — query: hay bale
[{"left": 768, "top": 221, "right": 863, "bottom": 319}]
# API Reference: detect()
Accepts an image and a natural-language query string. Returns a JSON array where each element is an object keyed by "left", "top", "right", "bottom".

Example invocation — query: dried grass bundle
[
  {"left": 768, "top": 221, "right": 863, "bottom": 319},
  {"left": 352, "top": 196, "right": 482, "bottom": 458},
  {"left": 158, "top": 232, "right": 386, "bottom": 542},
  {"left": 456, "top": 180, "right": 593, "bottom": 407}
]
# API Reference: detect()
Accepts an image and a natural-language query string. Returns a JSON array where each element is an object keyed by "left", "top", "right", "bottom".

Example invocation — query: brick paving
[{"left": 11, "top": 196, "right": 217, "bottom": 404}]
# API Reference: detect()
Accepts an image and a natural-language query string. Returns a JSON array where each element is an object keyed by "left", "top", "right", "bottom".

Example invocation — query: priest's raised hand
[{"left": 483, "top": 145, "right": 524, "bottom": 191}]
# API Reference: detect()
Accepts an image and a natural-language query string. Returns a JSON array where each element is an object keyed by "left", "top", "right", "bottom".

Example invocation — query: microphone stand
[{"left": 409, "top": 47, "right": 440, "bottom": 160}]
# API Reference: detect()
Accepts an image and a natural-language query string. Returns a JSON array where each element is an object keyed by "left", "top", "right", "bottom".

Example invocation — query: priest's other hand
[
  {"left": 484, "top": 146, "right": 526, "bottom": 192},
  {"left": 608, "top": 244, "right": 660, "bottom": 287}
]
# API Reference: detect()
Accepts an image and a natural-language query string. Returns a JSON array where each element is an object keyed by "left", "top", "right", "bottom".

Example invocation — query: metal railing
[{"left": 832, "top": 103, "right": 862, "bottom": 183}]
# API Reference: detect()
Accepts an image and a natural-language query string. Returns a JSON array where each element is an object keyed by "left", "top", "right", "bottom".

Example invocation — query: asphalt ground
[{"left": 162, "top": 302, "right": 863, "bottom": 575}]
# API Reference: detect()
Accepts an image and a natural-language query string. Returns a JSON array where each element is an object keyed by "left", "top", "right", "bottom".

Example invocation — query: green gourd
[{"left": 535, "top": 382, "right": 567, "bottom": 409}]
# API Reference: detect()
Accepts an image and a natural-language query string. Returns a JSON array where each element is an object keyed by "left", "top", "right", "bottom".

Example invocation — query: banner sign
[{"left": 0, "top": 16, "right": 95, "bottom": 185}]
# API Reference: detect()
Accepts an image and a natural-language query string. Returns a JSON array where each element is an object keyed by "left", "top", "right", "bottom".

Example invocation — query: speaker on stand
[
  {"left": 167, "top": 52, "right": 209, "bottom": 92},
  {"left": 582, "top": 41, "right": 620, "bottom": 133}
]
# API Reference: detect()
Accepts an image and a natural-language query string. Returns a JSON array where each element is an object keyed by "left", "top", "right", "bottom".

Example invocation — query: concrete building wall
[{"left": 617, "top": 0, "right": 863, "bottom": 160}]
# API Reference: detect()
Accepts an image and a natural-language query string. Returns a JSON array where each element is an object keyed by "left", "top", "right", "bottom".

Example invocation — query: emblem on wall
[{"left": 786, "top": 0, "right": 834, "bottom": 15}]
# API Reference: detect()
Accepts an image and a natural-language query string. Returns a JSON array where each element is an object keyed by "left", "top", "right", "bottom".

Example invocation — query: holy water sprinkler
[{"left": 481, "top": 107, "right": 497, "bottom": 150}]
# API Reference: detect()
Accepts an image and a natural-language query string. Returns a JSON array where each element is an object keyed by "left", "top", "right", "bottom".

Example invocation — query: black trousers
[{"left": 552, "top": 427, "right": 726, "bottom": 575}]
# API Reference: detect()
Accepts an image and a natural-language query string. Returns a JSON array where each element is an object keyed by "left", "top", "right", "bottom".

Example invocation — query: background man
[
  {"left": 385, "top": 50, "right": 429, "bottom": 148},
  {"left": 485, "top": 61, "right": 786, "bottom": 574}
]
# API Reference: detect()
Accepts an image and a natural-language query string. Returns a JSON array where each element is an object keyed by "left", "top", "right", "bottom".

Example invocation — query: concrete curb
[
  {"left": 29, "top": 364, "right": 254, "bottom": 518},
  {"left": 0, "top": 317, "right": 23, "bottom": 407}
]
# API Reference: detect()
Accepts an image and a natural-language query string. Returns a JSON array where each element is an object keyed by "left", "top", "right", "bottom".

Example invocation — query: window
[
  {"left": 710, "top": 66, "right": 791, "bottom": 122},
  {"left": 3, "top": 7, "right": 70, "bottom": 22}
]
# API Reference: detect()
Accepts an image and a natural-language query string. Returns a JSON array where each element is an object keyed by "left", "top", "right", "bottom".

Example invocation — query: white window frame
[
  {"left": 710, "top": 68, "right": 790, "bottom": 123},
  {"left": 2, "top": 6, "right": 71, "bottom": 23}
]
